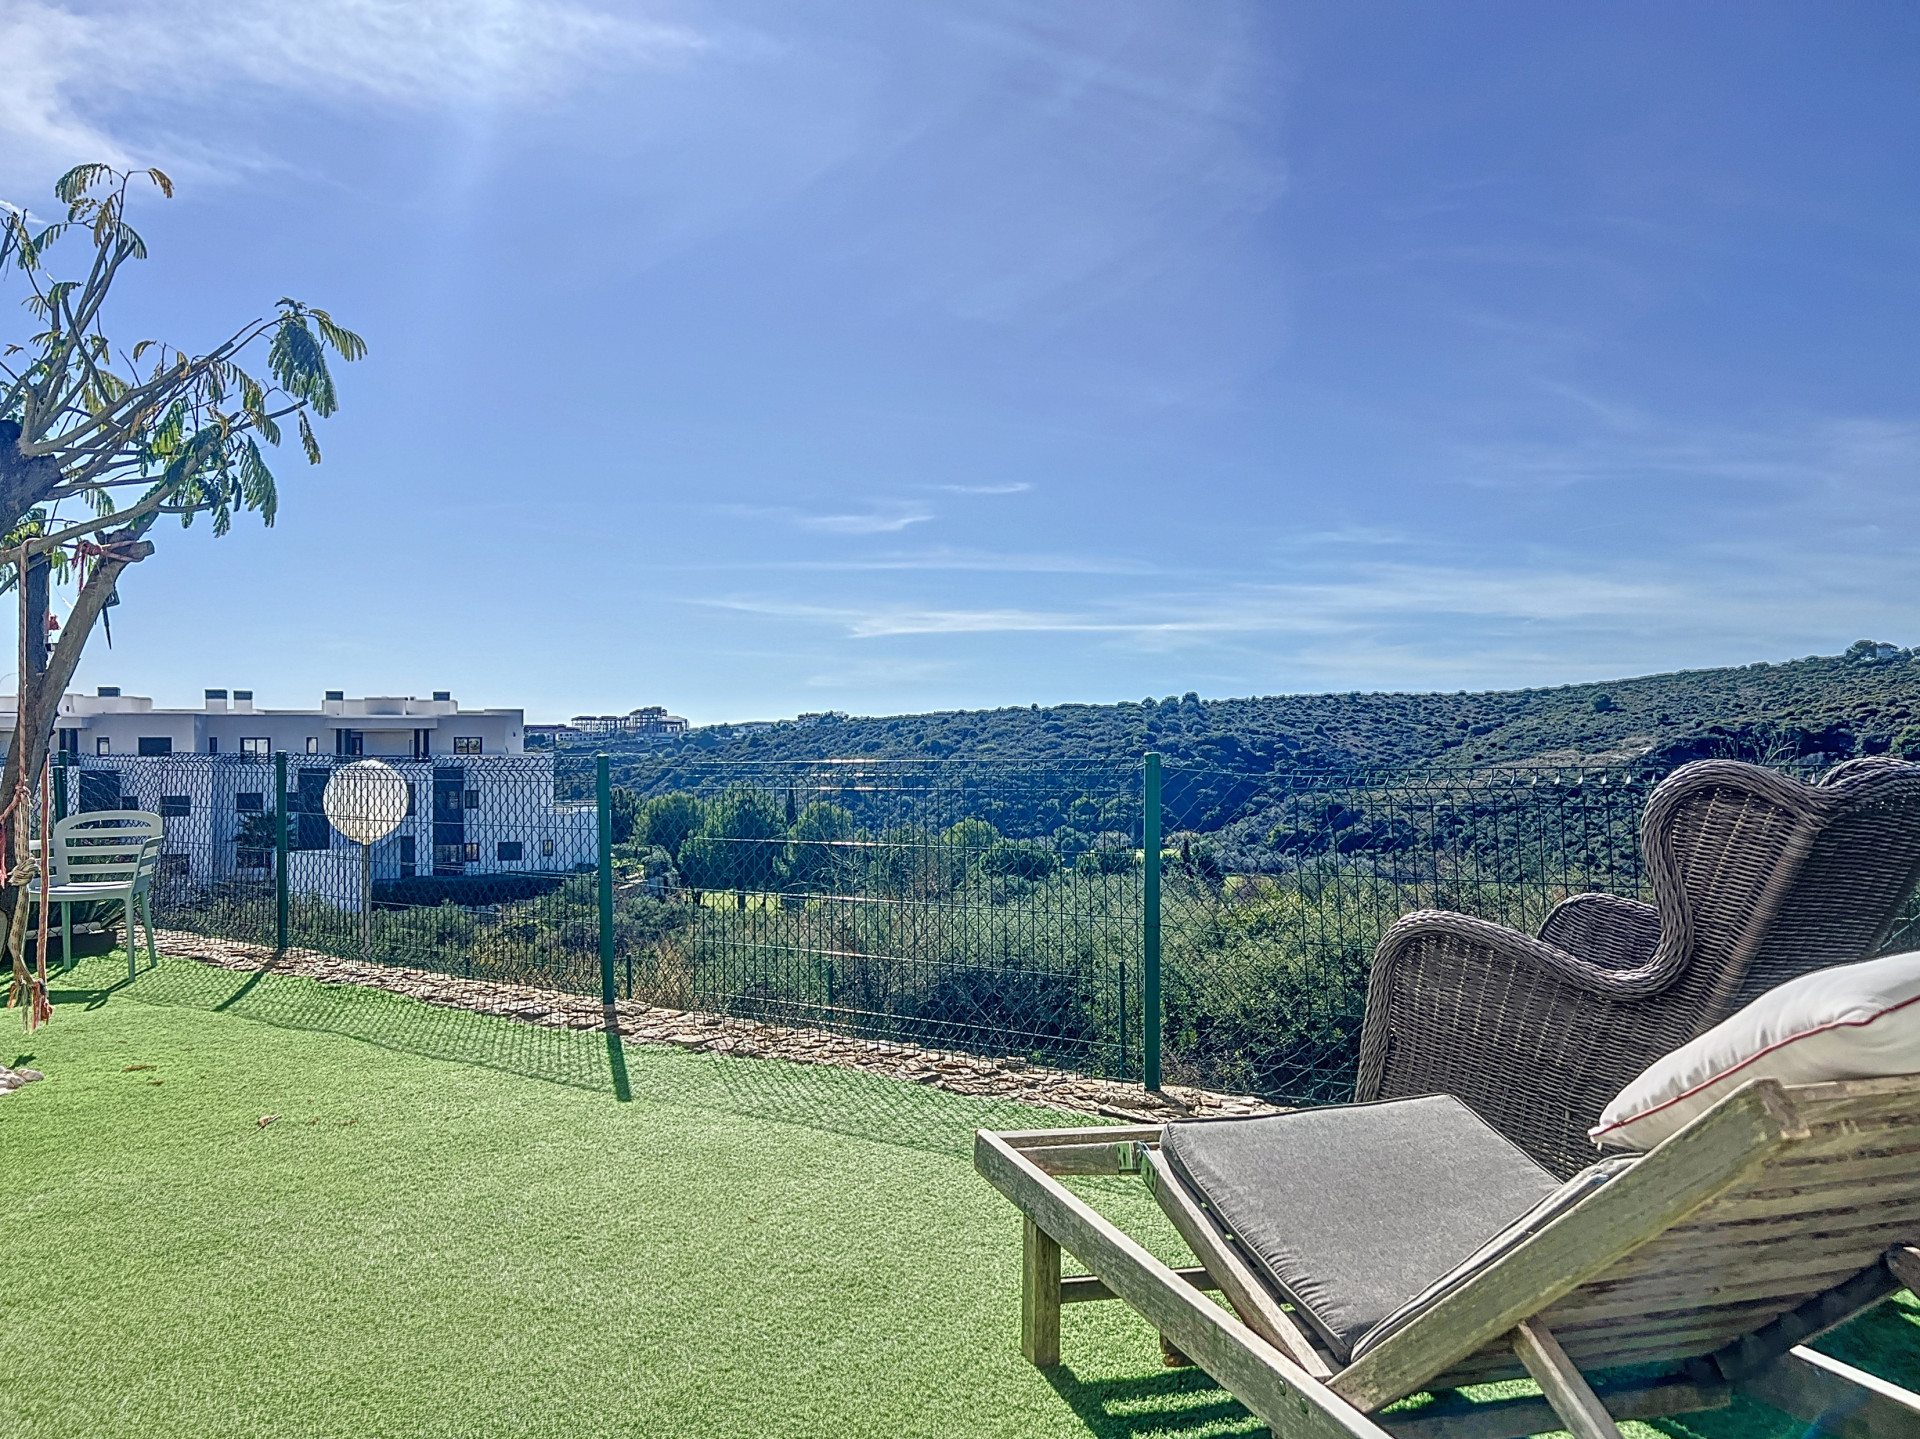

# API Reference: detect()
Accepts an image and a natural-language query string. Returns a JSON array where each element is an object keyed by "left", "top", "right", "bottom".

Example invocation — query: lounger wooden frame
[{"left": 976, "top": 1076, "right": 1920, "bottom": 1439}]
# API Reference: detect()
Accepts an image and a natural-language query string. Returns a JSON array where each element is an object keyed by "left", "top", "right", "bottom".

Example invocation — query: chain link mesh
[{"left": 45, "top": 750, "right": 1920, "bottom": 1106}]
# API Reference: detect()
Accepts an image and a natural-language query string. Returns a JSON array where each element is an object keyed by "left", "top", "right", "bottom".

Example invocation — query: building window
[
  {"left": 398, "top": 834, "right": 417, "bottom": 879},
  {"left": 462, "top": 842, "right": 480, "bottom": 863},
  {"left": 541, "top": 838, "right": 555, "bottom": 858},
  {"left": 58, "top": 728, "right": 79, "bottom": 754},
  {"left": 335, "top": 729, "right": 363, "bottom": 757},
  {"left": 241, "top": 737, "right": 269, "bottom": 757},
  {"left": 138, "top": 737, "right": 172, "bottom": 756},
  {"left": 406, "top": 785, "right": 417, "bottom": 817},
  {"left": 463, "top": 788, "right": 480, "bottom": 812},
  {"left": 95, "top": 737, "right": 111, "bottom": 755},
  {"left": 160, "top": 795, "right": 191, "bottom": 818},
  {"left": 433, "top": 843, "right": 464, "bottom": 868},
  {"left": 207, "top": 736, "right": 219, "bottom": 755},
  {"left": 453, "top": 736, "right": 482, "bottom": 755},
  {"left": 305, "top": 736, "right": 320, "bottom": 754},
  {"left": 497, "top": 841, "right": 523, "bottom": 862},
  {"left": 236, "top": 792, "right": 264, "bottom": 813},
  {"left": 293, "top": 770, "right": 330, "bottom": 851}
]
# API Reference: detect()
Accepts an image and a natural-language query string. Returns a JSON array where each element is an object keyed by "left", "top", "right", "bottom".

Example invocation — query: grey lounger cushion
[{"left": 1160, "top": 1094, "right": 1562, "bottom": 1361}]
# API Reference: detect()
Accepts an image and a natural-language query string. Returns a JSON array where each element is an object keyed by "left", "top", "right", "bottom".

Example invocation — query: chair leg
[
  {"left": 1513, "top": 1319, "right": 1625, "bottom": 1439},
  {"left": 125, "top": 897, "right": 136, "bottom": 981},
  {"left": 60, "top": 900, "right": 71, "bottom": 972},
  {"left": 1022, "top": 1216, "right": 1062, "bottom": 1367},
  {"left": 142, "top": 893, "right": 157, "bottom": 968}
]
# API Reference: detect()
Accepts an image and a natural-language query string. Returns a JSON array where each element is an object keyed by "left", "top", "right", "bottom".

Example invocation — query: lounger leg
[
  {"left": 1022, "top": 1216, "right": 1062, "bottom": 1367},
  {"left": 1512, "top": 1319, "right": 1624, "bottom": 1439}
]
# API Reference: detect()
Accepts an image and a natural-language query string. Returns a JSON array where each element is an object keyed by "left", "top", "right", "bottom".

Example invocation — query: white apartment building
[
  {"left": 4, "top": 689, "right": 596, "bottom": 904},
  {"left": 566, "top": 705, "right": 689, "bottom": 739},
  {"left": 22, "top": 686, "right": 525, "bottom": 759}
]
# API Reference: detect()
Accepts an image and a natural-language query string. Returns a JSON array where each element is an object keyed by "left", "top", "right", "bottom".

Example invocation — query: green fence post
[
  {"left": 274, "top": 750, "right": 289, "bottom": 952},
  {"left": 597, "top": 755, "right": 615, "bottom": 1009},
  {"left": 1143, "top": 751, "right": 1162, "bottom": 1092}
]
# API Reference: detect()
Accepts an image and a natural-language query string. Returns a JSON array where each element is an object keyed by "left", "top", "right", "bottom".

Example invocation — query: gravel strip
[{"left": 151, "top": 929, "right": 1281, "bottom": 1124}]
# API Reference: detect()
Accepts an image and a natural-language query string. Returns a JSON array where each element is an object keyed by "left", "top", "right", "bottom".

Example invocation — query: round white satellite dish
[{"left": 323, "top": 760, "right": 410, "bottom": 846}]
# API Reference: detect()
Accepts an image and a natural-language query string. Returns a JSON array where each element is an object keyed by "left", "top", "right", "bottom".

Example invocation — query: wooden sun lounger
[{"left": 976, "top": 1076, "right": 1920, "bottom": 1439}]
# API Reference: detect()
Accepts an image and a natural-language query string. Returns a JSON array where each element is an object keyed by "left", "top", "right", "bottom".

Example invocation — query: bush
[
  {"left": 980, "top": 839, "right": 1057, "bottom": 881},
  {"left": 634, "top": 792, "right": 705, "bottom": 861}
]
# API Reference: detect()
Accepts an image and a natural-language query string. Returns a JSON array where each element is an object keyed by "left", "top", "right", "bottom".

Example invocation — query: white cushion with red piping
[{"left": 1590, "top": 949, "right": 1920, "bottom": 1151}]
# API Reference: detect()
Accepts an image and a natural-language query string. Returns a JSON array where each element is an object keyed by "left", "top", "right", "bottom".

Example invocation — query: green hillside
[{"left": 574, "top": 639, "right": 1920, "bottom": 777}]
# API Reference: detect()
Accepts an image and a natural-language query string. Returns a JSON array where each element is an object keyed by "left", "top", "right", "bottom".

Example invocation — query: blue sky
[{"left": 4, "top": 1, "right": 1919, "bottom": 723}]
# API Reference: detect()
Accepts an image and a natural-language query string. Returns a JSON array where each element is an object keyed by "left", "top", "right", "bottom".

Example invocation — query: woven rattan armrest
[
  {"left": 1536, "top": 894, "right": 1661, "bottom": 972},
  {"left": 1355, "top": 912, "right": 1682, "bottom": 1176}
]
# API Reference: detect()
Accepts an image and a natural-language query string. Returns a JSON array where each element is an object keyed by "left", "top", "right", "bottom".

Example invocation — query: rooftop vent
[
  {"left": 325, "top": 691, "right": 344, "bottom": 702},
  {"left": 433, "top": 691, "right": 451, "bottom": 702},
  {"left": 205, "top": 688, "right": 228, "bottom": 712},
  {"left": 97, "top": 686, "right": 120, "bottom": 697}
]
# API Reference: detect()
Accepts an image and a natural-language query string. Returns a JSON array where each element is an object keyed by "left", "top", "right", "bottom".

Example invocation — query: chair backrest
[
  {"left": 52, "top": 810, "right": 165, "bottom": 888},
  {"left": 1638, "top": 758, "right": 1920, "bottom": 1030},
  {"left": 1351, "top": 1074, "right": 1920, "bottom": 1399}
]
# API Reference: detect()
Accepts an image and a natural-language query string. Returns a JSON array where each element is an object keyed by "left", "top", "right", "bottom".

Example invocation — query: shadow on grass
[
  {"left": 46, "top": 954, "right": 1092, "bottom": 1158},
  {"left": 1041, "top": 1364, "right": 1261, "bottom": 1438}
]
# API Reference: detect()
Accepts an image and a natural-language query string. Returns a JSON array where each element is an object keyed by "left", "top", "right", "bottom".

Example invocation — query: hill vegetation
[{"left": 570, "top": 639, "right": 1920, "bottom": 778}]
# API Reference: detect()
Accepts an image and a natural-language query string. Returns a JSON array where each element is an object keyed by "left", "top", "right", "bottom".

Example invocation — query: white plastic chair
[{"left": 40, "top": 810, "right": 164, "bottom": 978}]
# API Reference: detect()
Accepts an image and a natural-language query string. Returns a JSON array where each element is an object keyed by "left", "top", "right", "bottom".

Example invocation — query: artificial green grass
[{"left": 2, "top": 953, "right": 1915, "bottom": 1438}]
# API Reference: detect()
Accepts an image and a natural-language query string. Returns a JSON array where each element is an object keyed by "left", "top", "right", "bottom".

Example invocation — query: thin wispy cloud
[
  {"left": 716, "top": 503, "right": 934, "bottom": 535},
  {"left": 936, "top": 482, "right": 1031, "bottom": 494},
  {"left": 800, "top": 512, "right": 932, "bottom": 535},
  {"left": 686, "top": 544, "right": 1889, "bottom": 659},
  {"left": 0, "top": 0, "right": 703, "bottom": 178},
  {"left": 669, "top": 546, "right": 1152, "bottom": 574},
  {"left": 1455, "top": 406, "right": 1920, "bottom": 496}
]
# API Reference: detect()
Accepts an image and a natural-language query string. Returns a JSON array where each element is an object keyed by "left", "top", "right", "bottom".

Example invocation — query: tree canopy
[{"left": 1, "top": 163, "right": 363, "bottom": 1025}]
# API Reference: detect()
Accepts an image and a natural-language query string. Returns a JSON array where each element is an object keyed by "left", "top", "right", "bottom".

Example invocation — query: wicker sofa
[{"left": 1355, "top": 757, "right": 1920, "bottom": 1176}]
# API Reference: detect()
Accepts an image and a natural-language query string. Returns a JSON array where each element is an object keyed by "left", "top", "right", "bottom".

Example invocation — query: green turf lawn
[{"left": 2, "top": 953, "right": 1915, "bottom": 1439}]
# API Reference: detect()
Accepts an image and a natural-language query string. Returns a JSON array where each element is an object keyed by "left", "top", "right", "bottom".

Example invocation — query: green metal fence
[{"left": 45, "top": 749, "right": 1919, "bottom": 1108}]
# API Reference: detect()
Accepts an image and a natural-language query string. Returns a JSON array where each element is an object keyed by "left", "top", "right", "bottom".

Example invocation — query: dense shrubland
[{"left": 579, "top": 641, "right": 1920, "bottom": 779}]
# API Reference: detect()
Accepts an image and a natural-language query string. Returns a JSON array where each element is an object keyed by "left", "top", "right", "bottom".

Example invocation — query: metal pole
[
  {"left": 52, "top": 752, "right": 66, "bottom": 824},
  {"left": 360, "top": 842, "right": 373, "bottom": 961},
  {"left": 597, "top": 755, "right": 615, "bottom": 1009},
  {"left": 274, "top": 751, "right": 289, "bottom": 952},
  {"left": 1143, "top": 752, "right": 1162, "bottom": 1092}
]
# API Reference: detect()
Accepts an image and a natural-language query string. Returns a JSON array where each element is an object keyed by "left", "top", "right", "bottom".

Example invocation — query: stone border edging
[{"left": 151, "top": 929, "right": 1281, "bottom": 1124}]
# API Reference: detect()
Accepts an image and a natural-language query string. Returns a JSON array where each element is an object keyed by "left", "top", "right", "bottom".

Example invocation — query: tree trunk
[{"left": 0, "top": 529, "right": 152, "bottom": 973}]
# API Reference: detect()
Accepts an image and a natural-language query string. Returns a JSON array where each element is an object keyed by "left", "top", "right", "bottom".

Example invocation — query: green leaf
[
  {"left": 309, "top": 308, "right": 368, "bottom": 362},
  {"left": 269, "top": 315, "right": 338, "bottom": 417},
  {"left": 238, "top": 438, "right": 278, "bottom": 526},
  {"left": 55, "top": 163, "right": 114, "bottom": 205},
  {"left": 144, "top": 168, "right": 174, "bottom": 199},
  {"left": 297, "top": 410, "right": 321, "bottom": 465}
]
